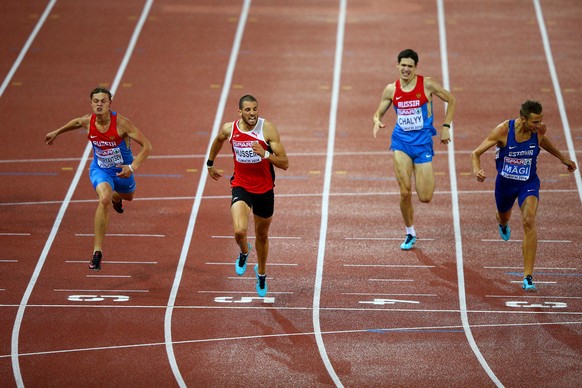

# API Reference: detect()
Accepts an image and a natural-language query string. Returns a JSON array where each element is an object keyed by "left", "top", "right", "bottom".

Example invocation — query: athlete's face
[
  {"left": 397, "top": 58, "right": 416, "bottom": 81},
  {"left": 239, "top": 101, "right": 258, "bottom": 127},
  {"left": 523, "top": 112, "right": 543, "bottom": 133},
  {"left": 91, "top": 92, "right": 111, "bottom": 115}
]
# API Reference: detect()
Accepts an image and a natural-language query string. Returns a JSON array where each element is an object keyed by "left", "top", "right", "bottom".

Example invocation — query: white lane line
[
  {"left": 205, "top": 262, "right": 298, "bottom": 266},
  {"left": 87, "top": 275, "right": 132, "bottom": 279},
  {"left": 344, "top": 264, "right": 435, "bottom": 268},
  {"left": 533, "top": 0, "right": 582, "bottom": 205},
  {"left": 54, "top": 289, "right": 149, "bottom": 293},
  {"left": 0, "top": 233, "right": 31, "bottom": 236},
  {"left": 0, "top": 260, "right": 18, "bottom": 263},
  {"left": 10, "top": 3, "right": 154, "bottom": 387},
  {"left": 486, "top": 295, "right": 581, "bottom": 299},
  {"left": 369, "top": 279, "right": 413, "bottom": 282},
  {"left": 163, "top": 1, "right": 252, "bottom": 387},
  {"left": 345, "top": 237, "right": 434, "bottom": 241},
  {"left": 436, "top": 0, "right": 503, "bottom": 387},
  {"left": 2, "top": 188, "right": 580, "bottom": 208},
  {"left": 210, "top": 235, "right": 301, "bottom": 239},
  {"left": 312, "top": 1, "right": 347, "bottom": 386},
  {"left": 75, "top": 233, "right": 165, "bottom": 237},
  {"left": 343, "top": 293, "right": 438, "bottom": 297},
  {"left": 3, "top": 320, "right": 581, "bottom": 360},
  {"left": 484, "top": 266, "right": 577, "bottom": 270},
  {"left": 65, "top": 260, "right": 158, "bottom": 265},
  {"left": 197, "top": 291, "right": 294, "bottom": 295},
  {"left": 481, "top": 239, "right": 571, "bottom": 243},
  {"left": 0, "top": 1, "right": 57, "bottom": 98}
]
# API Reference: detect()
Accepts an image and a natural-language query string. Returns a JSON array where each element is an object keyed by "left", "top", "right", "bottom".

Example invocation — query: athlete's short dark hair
[
  {"left": 397, "top": 49, "right": 419, "bottom": 65},
  {"left": 520, "top": 100, "right": 543, "bottom": 118},
  {"left": 90, "top": 87, "right": 112, "bottom": 101},
  {"left": 239, "top": 95, "right": 257, "bottom": 109}
]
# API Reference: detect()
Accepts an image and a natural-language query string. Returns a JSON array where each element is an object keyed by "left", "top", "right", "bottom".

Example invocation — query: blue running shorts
[
  {"left": 89, "top": 165, "right": 136, "bottom": 194},
  {"left": 495, "top": 174, "right": 540, "bottom": 213},
  {"left": 390, "top": 138, "right": 434, "bottom": 164}
]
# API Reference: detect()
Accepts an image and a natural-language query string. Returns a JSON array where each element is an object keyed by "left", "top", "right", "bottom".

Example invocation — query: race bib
[
  {"left": 95, "top": 148, "right": 124, "bottom": 169},
  {"left": 501, "top": 157, "right": 532, "bottom": 181},
  {"left": 233, "top": 141, "right": 261, "bottom": 164},
  {"left": 397, "top": 108, "right": 424, "bottom": 131}
]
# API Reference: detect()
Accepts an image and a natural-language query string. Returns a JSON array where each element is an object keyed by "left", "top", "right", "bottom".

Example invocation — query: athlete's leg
[
  {"left": 520, "top": 195, "right": 539, "bottom": 277},
  {"left": 393, "top": 150, "right": 415, "bottom": 227},
  {"left": 231, "top": 200, "right": 251, "bottom": 255},
  {"left": 114, "top": 191, "right": 134, "bottom": 202},
  {"left": 413, "top": 161, "right": 435, "bottom": 203},
  {"left": 496, "top": 208, "right": 512, "bottom": 226},
  {"left": 94, "top": 182, "right": 114, "bottom": 253},
  {"left": 253, "top": 215, "right": 272, "bottom": 275}
]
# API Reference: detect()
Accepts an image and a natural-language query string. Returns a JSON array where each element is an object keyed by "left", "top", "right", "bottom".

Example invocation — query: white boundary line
[
  {"left": 312, "top": 1, "right": 346, "bottom": 387},
  {"left": 436, "top": 0, "right": 503, "bottom": 387},
  {"left": 162, "top": 1, "right": 251, "bottom": 387},
  {"left": 0, "top": 0, "right": 57, "bottom": 98},
  {"left": 533, "top": 0, "right": 582, "bottom": 205},
  {"left": 10, "top": 1, "right": 154, "bottom": 386},
  {"left": 2, "top": 320, "right": 581, "bottom": 360}
]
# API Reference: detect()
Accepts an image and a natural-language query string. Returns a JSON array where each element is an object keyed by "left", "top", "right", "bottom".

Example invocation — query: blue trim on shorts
[{"left": 390, "top": 138, "right": 434, "bottom": 164}]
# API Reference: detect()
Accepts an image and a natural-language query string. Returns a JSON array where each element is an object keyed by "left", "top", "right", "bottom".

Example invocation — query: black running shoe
[
  {"left": 89, "top": 251, "right": 102, "bottom": 271},
  {"left": 112, "top": 199, "right": 124, "bottom": 214}
]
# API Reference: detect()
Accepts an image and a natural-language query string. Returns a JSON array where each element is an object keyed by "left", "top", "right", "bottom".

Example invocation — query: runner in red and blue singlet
[{"left": 45, "top": 87, "right": 152, "bottom": 271}]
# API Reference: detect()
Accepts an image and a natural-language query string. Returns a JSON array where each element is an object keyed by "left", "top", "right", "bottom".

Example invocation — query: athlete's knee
[
  {"left": 119, "top": 192, "right": 134, "bottom": 201},
  {"left": 399, "top": 186, "right": 413, "bottom": 202},
  {"left": 522, "top": 214, "right": 537, "bottom": 232},
  {"left": 97, "top": 192, "right": 114, "bottom": 207},
  {"left": 418, "top": 191, "right": 433, "bottom": 203},
  {"left": 233, "top": 227, "right": 248, "bottom": 241}
]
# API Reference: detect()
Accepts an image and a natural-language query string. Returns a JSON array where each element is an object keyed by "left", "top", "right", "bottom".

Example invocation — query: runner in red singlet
[
  {"left": 207, "top": 95, "right": 289, "bottom": 297},
  {"left": 45, "top": 87, "right": 152, "bottom": 270}
]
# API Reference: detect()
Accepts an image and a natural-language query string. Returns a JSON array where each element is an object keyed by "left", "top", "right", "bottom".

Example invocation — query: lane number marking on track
[
  {"left": 360, "top": 298, "right": 420, "bottom": 305},
  {"left": 68, "top": 295, "right": 130, "bottom": 302},
  {"left": 214, "top": 296, "right": 275, "bottom": 304},
  {"left": 505, "top": 301, "right": 568, "bottom": 308}
]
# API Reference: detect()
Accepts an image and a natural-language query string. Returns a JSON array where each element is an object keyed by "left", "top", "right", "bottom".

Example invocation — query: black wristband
[
  {"left": 206, "top": 159, "right": 214, "bottom": 167},
  {"left": 442, "top": 123, "right": 451, "bottom": 128}
]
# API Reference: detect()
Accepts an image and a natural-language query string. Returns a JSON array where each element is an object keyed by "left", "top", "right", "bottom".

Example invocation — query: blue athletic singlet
[
  {"left": 495, "top": 119, "right": 540, "bottom": 182},
  {"left": 391, "top": 75, "right": 436, "bottom": 145}
]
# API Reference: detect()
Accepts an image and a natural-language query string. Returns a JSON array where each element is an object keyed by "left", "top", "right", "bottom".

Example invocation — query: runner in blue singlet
[{"left": 471, "top": 100, "right": 576, "bottom": 291}]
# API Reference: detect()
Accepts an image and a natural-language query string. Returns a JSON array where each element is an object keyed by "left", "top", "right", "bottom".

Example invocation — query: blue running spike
[
  {"left": 498, "top": 224, "right": 511, "bottom": 241},
  {"left": 400, "top": 234, "right": 417, "bottom": 250},
  {"left": 254, "top": 264, "right": 267, "bottom": 297},
  {"left": 235, "top": 243, "right": 252, "bottom": 276}
]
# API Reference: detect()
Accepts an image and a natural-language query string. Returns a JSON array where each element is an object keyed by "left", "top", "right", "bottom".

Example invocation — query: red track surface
[{"left": 1, "top": 0, "right": 581, "bottom": 386}]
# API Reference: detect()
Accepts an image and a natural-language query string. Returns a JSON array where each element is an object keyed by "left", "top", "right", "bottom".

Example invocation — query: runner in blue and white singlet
[{"left": 494, "top": 119, "right": 540, "bottom": 212}]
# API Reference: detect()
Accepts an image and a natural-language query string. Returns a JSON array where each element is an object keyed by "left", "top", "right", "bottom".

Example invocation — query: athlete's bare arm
[
  {"left": 256, "top": 120, "right": 288, "bottom": 170},
  {"left": 207, "top": 122, "right": 233, "bottom": 180},
  {"left": 471, "top": 121, "right": 509, "bottom": 182},
  {"left": 45, "top": 115, "right": 91, "bottom": 145},
  {"left": 372, "top": 83, "right": 395, "bottom": 138},
  {"left": 116, "top": 114, "right": 152, "bottom": 178}
]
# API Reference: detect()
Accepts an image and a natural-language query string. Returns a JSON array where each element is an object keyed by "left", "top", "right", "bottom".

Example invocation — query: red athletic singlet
[
  {"left": 229, "top": 118, "right": 274, "bottom": 194},
  {"left": 88, "top": 112, "right": 132, "bottom": 170}
]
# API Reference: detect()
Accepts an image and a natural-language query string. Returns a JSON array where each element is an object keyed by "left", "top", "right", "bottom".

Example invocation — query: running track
[{"left": 1, "top": 0, "right": 581, "bottom": 386}]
